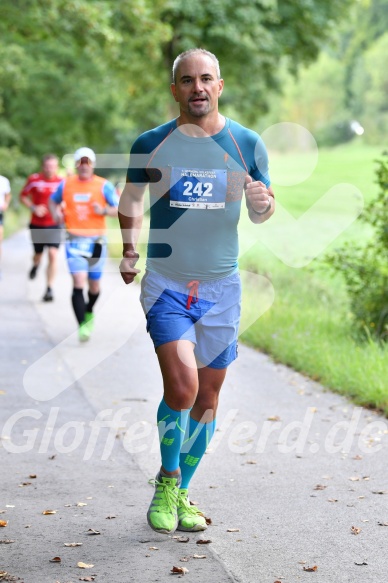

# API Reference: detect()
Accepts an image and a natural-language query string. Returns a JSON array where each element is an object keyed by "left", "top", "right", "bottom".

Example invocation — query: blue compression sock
[
  {"left": 157, "top": 399, "right": 190, "bottom": 473},
  {"left": 179, "top": 417, "right": 216, "bottom": 489}
]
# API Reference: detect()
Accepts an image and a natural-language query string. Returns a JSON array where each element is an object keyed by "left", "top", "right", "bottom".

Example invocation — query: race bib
[{"left": 170, "top": 168, "right": 227, "bottom": 209}]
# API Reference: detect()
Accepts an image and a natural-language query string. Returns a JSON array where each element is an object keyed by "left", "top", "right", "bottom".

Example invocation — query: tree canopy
[{"left": 0, "top": 0, "right": 353, "bottom": 177}]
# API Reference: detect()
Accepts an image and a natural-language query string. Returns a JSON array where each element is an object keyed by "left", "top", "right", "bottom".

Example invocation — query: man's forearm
[{"left": 118, "top": 183, "right": 146, "bottom": 255}]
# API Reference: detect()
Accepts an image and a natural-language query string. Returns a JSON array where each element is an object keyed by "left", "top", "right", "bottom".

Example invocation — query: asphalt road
[{"left": 1, "top": 230, "right": 387, "bottom": 583}]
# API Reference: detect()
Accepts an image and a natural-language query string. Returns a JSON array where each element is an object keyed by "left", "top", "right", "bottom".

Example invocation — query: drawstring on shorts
[{"left": 186, "top": 280, "right": 199, "bottom": 310}]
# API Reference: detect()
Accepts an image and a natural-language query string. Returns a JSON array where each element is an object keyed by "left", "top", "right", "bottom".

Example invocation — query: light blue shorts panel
[
  {"left": 65, "top": 236, "right": 107, "bottom": 280},
  {"left": 140, "top": 271, "right": 241, "bottom": 369}
]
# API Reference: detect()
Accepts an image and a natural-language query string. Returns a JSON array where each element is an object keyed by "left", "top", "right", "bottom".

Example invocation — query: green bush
[{"left": 325, "top": 153, "right": 388, "bottom": 340}]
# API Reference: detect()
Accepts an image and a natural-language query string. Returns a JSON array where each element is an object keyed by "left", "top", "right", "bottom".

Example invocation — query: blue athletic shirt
[{"left": 127, "top": 118, "right": 270, "bottom": 281}]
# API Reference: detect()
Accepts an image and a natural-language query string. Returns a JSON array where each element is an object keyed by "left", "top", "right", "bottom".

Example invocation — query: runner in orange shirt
[{"left": 50, "top": 147, "right": 119, "bottom": 341}]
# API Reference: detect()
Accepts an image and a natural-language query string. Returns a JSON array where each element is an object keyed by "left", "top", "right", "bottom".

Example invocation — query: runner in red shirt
[{"left": 20, "top": 154, "right": 63, "bottom": 301}]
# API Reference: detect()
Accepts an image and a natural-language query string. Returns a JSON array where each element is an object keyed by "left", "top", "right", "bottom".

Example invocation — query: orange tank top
[{"left": 62, "top": 175, "right": 107, "bottom": 236}]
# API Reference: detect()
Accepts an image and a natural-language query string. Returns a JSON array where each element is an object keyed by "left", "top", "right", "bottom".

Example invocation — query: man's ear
[
  {"left": 170, "top": 83, "right": 179, "bottom": 103},
  {"left": 218, "top": 78, "right": 224, "bottom": 97}
]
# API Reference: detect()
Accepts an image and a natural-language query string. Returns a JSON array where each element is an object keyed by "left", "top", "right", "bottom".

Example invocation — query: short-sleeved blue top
[{"left": 127, "top": 118, "right": 270, "bottom": 281}]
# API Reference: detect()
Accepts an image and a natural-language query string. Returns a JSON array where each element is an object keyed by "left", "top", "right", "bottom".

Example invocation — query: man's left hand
[{"left": 245, "top": 175, "right": 271, "bottom": 214}]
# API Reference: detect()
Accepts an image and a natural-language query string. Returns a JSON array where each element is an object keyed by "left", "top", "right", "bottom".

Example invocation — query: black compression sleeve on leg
[
  {"left": 72, "top": 288, "right": 86, "bottom": 324},
  {"left": 86, "top": 291, "right": 100, "bottom": 313}
]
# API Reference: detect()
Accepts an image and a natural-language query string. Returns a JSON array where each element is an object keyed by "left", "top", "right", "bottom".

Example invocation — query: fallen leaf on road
[
  {"left": 19, "top": 482, "right": 32, "bottom": 487},
  {"left": 227, "top": 528, "right": 240, "bottom": 532},
  {"left": 48, "top": 455, "right": 56, "bottom": 460},
  {"left": 86, "top": 529, "right": 100, "bottom": 535},
  {"left": 42, "top": 510, "right": 57, "bottom": 515},
  {"left": 29, "top": 475, "right": 37, "bottom": 479},
  {"left": 372, "top": 490, "right": 388, "bottom": 495},
  {"left": 79, "top": 577, "right": 96, "bottom": 581},
  {"left": 328, "top": 499, "right": 338, "bottom": 503},
  {"left": 171, "top": 566, "right": 189, "bottom": 574},
  {"left": 64, "top": 542, "right": 83, "bottom": 547},
  {"left": 105, "top": 515, "right": 116, "bottom": 519},
  {"left": 351, "top": 526, "right": 361, "bottom": 535},
  {"left": 205, "top": 516, "right": 212, "bottom": 525},
  {"left": 245, "top": 460, "right": 257, "bottom": 465},
  {"left": 149, "top": 547, "right": 159, "bottom": 550},
  {"left": 49, "top": 557, "right": 61, "bottom": 563},
  {"left": 353, "top": 455, "right": 363, "bottom": 460},
  {"left": 267, "top": 416, "right": 281, "bottom": 422},
  {"left": 77, "top": 562, "right": 94, "bottom": 569},
  {"left": 355, "top": 561, "right": 368, "bottom": 566},
  {"left": 77, "top": 503, "right": 87, "bottom": 507},
  {"left": 313, "top": 485, "right": 327, "bottom": 491},
  {"left": 0, "top": 521, "right": 7, "bottom": 527},
  {"left": 174, "top": 536, "right": 189, "bottom": 543},
  {"left": 303, "top": 565, "right": 318, "bottom": 572},
  {"left": 180, "top": 557, "right": 190, "bottom": 562},
  {"left": 0, "top": 511, "right": 5, "bottom": 514},
  {"left": 196, "top": 539, "right": 212, "bottom": 544},
  {"left": 193, "top": 554, "right": 206, "bottom": 559},
  {"left": 378, "top": 522, "right": 388, "bottom": 526},
  {"left": 349, "top": 477, "right": 360, "bottom": 482},
  {"left": 0, "top": 540, "right": 15, "bottom": 544},
  {"left": 0, "top": 572, "right": 8, "bottom": 578}
]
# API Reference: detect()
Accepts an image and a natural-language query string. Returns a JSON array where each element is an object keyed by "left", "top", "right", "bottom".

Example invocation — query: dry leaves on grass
[
  {"left": 196, "top": 539, "right": 212, "bottom": 545},
  {"left": 171, "top": 566, "right": 189, "bottom": 575},
  {"left": 0, "top": 521, "right": 8, "bottom": 528},
  {"left": 42, "top": 510, "right": 57, "bottom": 515},
  {"left": 303, "top": 565, "right": 318, "bottom": 572},
  {"left": 77, "top": 562, "right": 94, "bottom": 569},
  {"left": 351, "top": 526, "right": 361, "bottom": 535}
]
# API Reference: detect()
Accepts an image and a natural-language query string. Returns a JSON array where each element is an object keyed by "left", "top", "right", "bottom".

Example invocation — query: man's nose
[{"left": 193, "top": 78, "right": 203, "bottom": 92}]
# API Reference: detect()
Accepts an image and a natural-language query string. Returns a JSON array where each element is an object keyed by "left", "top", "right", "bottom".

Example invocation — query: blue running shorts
[
  {"left": 65, "top": 235, "right": 107, "bottom": 280},
  {"left": 140, "top": 270, "right": 241, "bottom": 369}
]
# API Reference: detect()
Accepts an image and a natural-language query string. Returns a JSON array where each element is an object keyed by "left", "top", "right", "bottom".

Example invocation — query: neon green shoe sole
[
  {"left": 177, "top": 488, "right": 207, "bottom": 532},
  {"left": 147, "top": 476, "right": 179, "bottom": 534}
]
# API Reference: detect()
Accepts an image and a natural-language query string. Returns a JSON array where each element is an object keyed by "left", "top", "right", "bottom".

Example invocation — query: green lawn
[{"left": 238, "top": 140, "right": 388, "bottom": 414}]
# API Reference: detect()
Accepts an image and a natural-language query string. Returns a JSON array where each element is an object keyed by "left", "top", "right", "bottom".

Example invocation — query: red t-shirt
[{"left": 20, "top": 173, "right": 63, "bottom": 227}]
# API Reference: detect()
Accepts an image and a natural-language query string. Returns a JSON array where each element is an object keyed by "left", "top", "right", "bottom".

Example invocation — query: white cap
[{"left": 74, "top": 147, "right": 96, "bottom": 163}]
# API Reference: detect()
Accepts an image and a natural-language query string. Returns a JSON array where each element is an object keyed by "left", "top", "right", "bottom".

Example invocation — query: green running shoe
[
  {"left": 177, "top": 489, "right": 207, "bottom": 532},
  {"left": 78, "top": 321, "right": 91, "bottom": 342},
  {"left": 84, "top": 311, "right": 95, "bottom": 332},
  {"left": 147, "top": 476, "right": 179, "bottom": 534}
]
